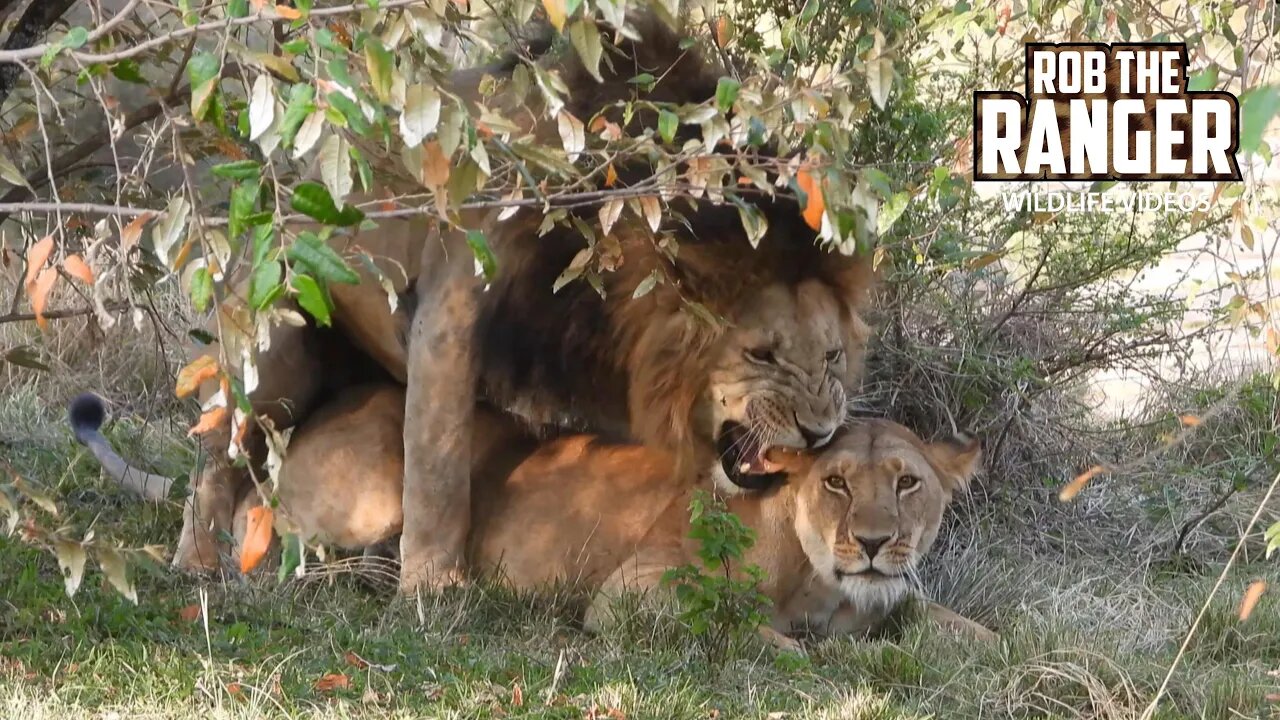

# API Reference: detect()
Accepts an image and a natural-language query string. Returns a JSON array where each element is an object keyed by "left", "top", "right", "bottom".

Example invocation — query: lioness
[
  {"left": 76, "top": 383, "right": 990, "bottom": 646},
  {"left": 81, "top": 14, "right": 876, "bottom": 591}
]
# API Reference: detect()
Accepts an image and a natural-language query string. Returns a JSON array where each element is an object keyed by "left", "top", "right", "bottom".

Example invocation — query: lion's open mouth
[{"left": 716, "top": 421, "right": 787, "bottom": 490}]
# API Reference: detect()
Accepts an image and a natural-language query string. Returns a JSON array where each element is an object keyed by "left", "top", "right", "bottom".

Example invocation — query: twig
[
  {"left": 0, "top": 0, "right": 423, "bottom": 65},
  {"left": 0, "top": 300, "right": 129, "bottom": 325},
  {"left": 0, "top": 0, "right": 78, "bottom": 108}
]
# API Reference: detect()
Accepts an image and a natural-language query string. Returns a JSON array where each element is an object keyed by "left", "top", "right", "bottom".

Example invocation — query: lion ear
[{"left": 927, "top": 436, "right": 982, "bottom": 494}]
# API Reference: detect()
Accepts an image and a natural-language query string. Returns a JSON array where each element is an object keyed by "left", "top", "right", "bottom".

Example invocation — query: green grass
[{"left": 3, "top": 401, "right": 1280, "bottom": 718}]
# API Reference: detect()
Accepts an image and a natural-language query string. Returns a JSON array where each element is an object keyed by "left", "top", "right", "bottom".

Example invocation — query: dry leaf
[
  {"left": 29, "top": 267, "right": 58, "bottom": 330},
  {"left": 175, "top": 355, "right": 220, "bottom": 399},
  {"left": 187, "top": 405, "right": 228, "bottom": 438},
  {"left": 713, "top": 16, "right": 730, "bottom": 48},
  {"left": 178, "top": 603, "right": 202, "bottom": 622},
  {"left": 795, "top": 166, "right": 825, "bottom": 231},
  {"left": 314, "top": 673, "right": 350, "bottom": 692},
  {"left": 344, "top": 651, "right": 369, "bottom": 669},
  {"left": 1059, "top": 465, "right": 1108, "bottom": 502},
  {"left": 239, "top": 505, "right": 274, "bottom": 574},
  {"left": 542, "top": 0, "right": 566, "bottom": 31},
  {"left": 62, "top": 254, "right": 94, "bottom": 285},
  {"left": 512, "top": 682, "right": 524, "bottom": 707},
  {"left": 422, "top": 140, "right": 450, "bottom": 188},
  {"left": 275, "top": 4, "right": 302, "bottom": 19},
  {"left": 53, "top": 538, "right": 87, "bottom": 597},
  {"left": 1178, "top": 414, "right": 1203, "bottom": 428},
  {"left": 1240, "top": 580, "right": 1267, "bottom": 621},
  {"left": 120, "top": 213, "right": 154, "bottom": 253},
  {"left": 24, "top": 235, "right": 53, "bottom": 290},
  {"left": 226, "top": 682, "right": 244, "bottom": 697},
  {"left": 604, "top": 163, "right": 618, "bottom": 188}
]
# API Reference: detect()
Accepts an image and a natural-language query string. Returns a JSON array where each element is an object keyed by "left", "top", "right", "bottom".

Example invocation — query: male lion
[
  {"left": 129, "top": 382, "right": 992, "bottom": 647},
  {"left": 75, "top": 14, "right": 876, "bottom": 592}
]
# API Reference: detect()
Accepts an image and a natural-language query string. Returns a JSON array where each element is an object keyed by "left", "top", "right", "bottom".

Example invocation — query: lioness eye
[
  {"left": 825, "top": 349, "right": 844, "bottom": 364},
  {"left": 823, "top": 476, "right": 847, "bottom": 492},
  {"left": 897, "top": 475, "right": 922, "bottom": 493},
  {"left": 745, "top": 347, "right": 777, "bottom": 364}
]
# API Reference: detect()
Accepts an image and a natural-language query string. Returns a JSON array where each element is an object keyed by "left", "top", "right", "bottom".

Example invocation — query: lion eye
[
  {"left": 745, "top": 347, "right": 777, "bottom": 364},
  {"left": 825, "top": 349, "right": 844, "bottom": 364},
  {"left": 823, "top": 476, "right": 847, "bottom": 492},
  {"left": 897, "top": 475, "right": 922, "bottom": 493}
]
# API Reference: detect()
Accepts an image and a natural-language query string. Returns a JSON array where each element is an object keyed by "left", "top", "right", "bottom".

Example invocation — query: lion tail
[{"left": 68, "top": 393, "right": 175, "bottom": 502}]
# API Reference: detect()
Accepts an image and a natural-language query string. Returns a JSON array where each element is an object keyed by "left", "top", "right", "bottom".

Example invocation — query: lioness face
[
  {"left": 786, "top": 421, "right": 981, "bottom": 610},
  {"left": 705, "top": 280, "right": 868, "bottom": 491}
]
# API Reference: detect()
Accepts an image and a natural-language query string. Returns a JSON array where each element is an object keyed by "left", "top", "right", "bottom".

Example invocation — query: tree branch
[
  {"left": 0, "top": 299, "right": 129, "bottom": 325},
  {"left": 0, "top": 0, "right": 78, "bottom": 108}
]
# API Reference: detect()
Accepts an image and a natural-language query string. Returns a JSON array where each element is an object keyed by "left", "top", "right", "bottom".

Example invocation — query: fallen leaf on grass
[
  {"left": 315, "top": 673, "right": 350, "bottom": 692},
  {"left": 1240, "top": 580, "right": 1267, "bottom": 621},
  {"left": 1058, "top": 465, "right": 1108, "bottom": 502},
  {"left": 239, "top": 505, "right": 274, "bottom": 574}
]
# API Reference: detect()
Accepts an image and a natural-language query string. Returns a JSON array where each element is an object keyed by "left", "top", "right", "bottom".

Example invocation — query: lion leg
[
  {"left": 172, "top": 310, "right": 330, "bottom": 573},
  {"left": 923, "top": 601, "right": 999, "bottom": 643},
  {"left": 399, "top": 234, "right": 483, "bottom": 593}
]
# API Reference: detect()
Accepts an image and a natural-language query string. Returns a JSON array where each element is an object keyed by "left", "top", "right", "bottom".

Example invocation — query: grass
[{"left": 4, "top": 383, "right": 1280, "bottom": 719}]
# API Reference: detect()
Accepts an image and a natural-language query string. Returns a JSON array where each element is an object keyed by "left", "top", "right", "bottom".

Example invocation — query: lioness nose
[{"left": 857, "top": 535, "right": 890, "bottom": 559}]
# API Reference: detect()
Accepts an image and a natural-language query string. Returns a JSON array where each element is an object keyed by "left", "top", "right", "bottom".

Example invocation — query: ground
[{"left": 2, "top": 377, "right": 1279, "bottom": 720}]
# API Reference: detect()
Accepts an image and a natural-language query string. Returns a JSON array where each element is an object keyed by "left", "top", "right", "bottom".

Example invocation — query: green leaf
[
  {"left": 1239, "top": 84, "right": 1280, "bottom": 154},
  {"left": 110, "top": 60, "right": 147, "bottom": 84},
  {"left": 64, "top": 27, "right": 89, "bottom": 49},
  {"left": 658, "top": 109, "right": 678, "bottom": 144},
  {"left": 279, "top": 84, "right": 316, "bottom": 148},
  {"left": 287, "top": 232, "right": 361, "bottom": 284},
  {"left": 351, "top": 146, "right": 373, "bottom": 193},
  {"left": 715, "top": 77, "right": 741, "bottom": 113},
  {"left": 290, "top": 181, "right": 365, "bottom": 226},
  {"left": 190, "top": 266, "right": 213, "bottom": 312},
  {"left": 364, "top": 38, "right": 394, "bottom": 103},
  {"left": 228, "top": 180, "right": 260, "bottom": 239},
  {"left": 249, "top": 259, "right": 283, "bottom": 311},
  {"left": 291, "top": 273, "right": 332, "bottom": 326},
  {"left": 466, "top": 229, "right": 497, "bottom": 280},
  {"left": 210, "top": 160, "right": 262, "bottom": 180},
  {"left": 326, "top": 91, "right": 371, "bottom": 135},
  {"left": 277, "top": 533, "right": 303, "bottom": 583},
  {"left": 877, "top": 191, "right": 909, "bottom": 234},
  {"left": 632, "top": 269, "right": 660, "bottom": 299},
  {"left": 568, "top": 20, "right": 603, "bottom": 82},
  {"left": 3, "top": 345, "right": 49, "bottom": 372},
  {"left": 1188, "top": 65, "right": 1219, "bottom": 92},
  {"left": 228, "top": 0, "right": 250, "bottom": 18},
  {"left": 188, "top": 52, "right": 221, "bottom": 121}
]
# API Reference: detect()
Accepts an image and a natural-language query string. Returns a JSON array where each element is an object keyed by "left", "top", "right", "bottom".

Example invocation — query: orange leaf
[
  {"left": 325, "top": 21, "right": 352, "bottom": 49},
  {"left": 29, "top": 267, "right": 58, "bottom": 330},
  {"left": 24, "top": 235, "right": 53, "bottom": 291},
  {"left": 422, "top": 140, "right": 450, "bottom": 188},
  {"left": 314, "top": 673, "right": 350, "bottom": 692},
  {"left": 589, "top": 116, "right": 608, "bottom": 133},
  {"left": 713, "top": 16, "right": 730, "bottom": 48},
  {"left": 120, "top": 213, "right": 154, "bottom": 253},
  {"left": 1178, "top": 414, "right": 1202, "bottom": 428},
  {"left": 275, "top": 4, "right": 301, "bottom": 19},
  {"left": 542, "top": 0, "right": 566, "bottom": 31},
  {"left": 344, "top": 651, "right": 368, "bottom": 669},
  {"left": 175, "top": 355, "right": 220, "bottom": 399},
  {"left": 1240, "top": 580, "right": 1267, "bottom": 621},
  {"left": 1266, "top": 327, "right": 1279, "bottom": 357},
  {"left": 795, "top": 166, "right": 825, "bottom": 231},
  {"left": 512, "top": 682, "right": 524, "bottom": 707},
  {"left": 226, "top": 681, "right": 243, "bottom": 697},
  {"left": 1059, "top": 465, "right": 1107, "bottom": 502},
  {"left": 604, "top": 163, "right": 618, "bottom": 188},
  {"left": 178, "top": 603, "right": 201, "bottom": 622},
  {"left": 187, "top": 405, "right": 228, "bottom": 438},
  {"left": 239, "top": 505, "right": 274, "bottom": 574},
  {"left": 63, "top": 254, "right": 95, "bottom": 285}
]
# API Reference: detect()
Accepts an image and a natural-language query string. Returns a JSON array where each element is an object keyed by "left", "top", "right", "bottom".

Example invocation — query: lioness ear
[
  {"left": 927, "top": 436, "right": 982, "bottom": 494},
  {"left": 764, "top": 447, "right": 815, "bottom": 479}
]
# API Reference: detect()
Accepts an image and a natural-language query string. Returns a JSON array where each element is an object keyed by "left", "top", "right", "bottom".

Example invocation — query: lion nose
[
  {"left": 796, "top": 414, "right": 834, "bottom": 448},
  {"left": 857, "top": 535, "right": 890, "bottom": 559}
]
